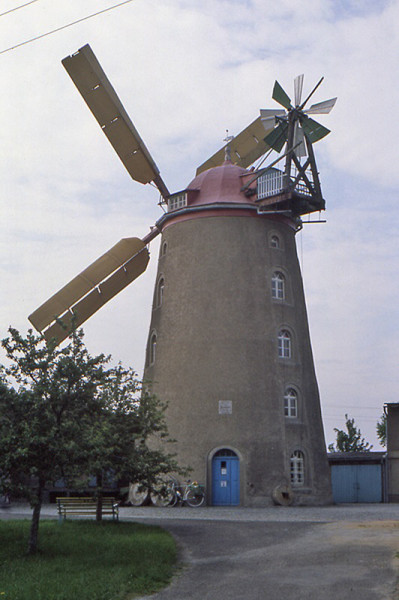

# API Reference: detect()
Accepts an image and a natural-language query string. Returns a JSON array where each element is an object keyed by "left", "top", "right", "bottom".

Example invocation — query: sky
[{"left": 0, "top": 0, "right": 398, "bottom": 450}]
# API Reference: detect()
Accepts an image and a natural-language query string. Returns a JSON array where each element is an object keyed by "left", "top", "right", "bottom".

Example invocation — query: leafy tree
[
  {"left": 81, "top": 363, "right": 184, "bottom": 521},
  {"left": 0, "top": 327, "right": 182, "bottom": 553},
  {"left": 0, "top": 327, "right": 110, "bottom": 553},
  {"left": 376, "top": 413, "right": 386, "bottom": 448},
  {"left": 328, "top": 414, "right": 373, "bottom": 453}
]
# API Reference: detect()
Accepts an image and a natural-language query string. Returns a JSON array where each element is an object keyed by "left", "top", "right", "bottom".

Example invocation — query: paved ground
[{"left": 2, "top": 503, "right": 399, "bottom": 599}]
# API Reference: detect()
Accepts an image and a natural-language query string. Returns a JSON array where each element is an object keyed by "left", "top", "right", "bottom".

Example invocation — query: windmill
[{"left": 29, "top": 45, "right": 335, "bottom": 506}]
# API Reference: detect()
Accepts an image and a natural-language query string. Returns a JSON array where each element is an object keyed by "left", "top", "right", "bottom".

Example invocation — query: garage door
[{"left": 331, "top": 464, "right": 382, "bottom": 503}]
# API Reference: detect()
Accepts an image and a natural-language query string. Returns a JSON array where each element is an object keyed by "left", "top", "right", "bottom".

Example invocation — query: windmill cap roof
[{"left": 187, "top": 160, "right": 255, "bottom": 206}]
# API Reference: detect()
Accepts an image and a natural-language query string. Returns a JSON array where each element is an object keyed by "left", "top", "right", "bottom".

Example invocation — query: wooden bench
[{"left": 56, "top": 497, "right": 119, "bottom": 522}]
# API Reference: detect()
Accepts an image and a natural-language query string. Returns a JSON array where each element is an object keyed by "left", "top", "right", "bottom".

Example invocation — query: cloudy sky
[{"left": 0, "top": 0, "right": 398, "bottom": 449}]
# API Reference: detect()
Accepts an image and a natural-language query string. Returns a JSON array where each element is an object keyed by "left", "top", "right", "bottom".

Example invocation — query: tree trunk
[
  {"left": 28, "top": 480, "right": 44, "bottom": 554},
  {"left": 96, "top": 472, "right": 103, "bottom": 522}
]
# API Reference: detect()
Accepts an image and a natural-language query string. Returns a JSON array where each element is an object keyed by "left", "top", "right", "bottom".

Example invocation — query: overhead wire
[
  {"left": 0, "top": 0, "right": 41, "bottom": 18},
  {"left": 0, "top": 0, "right": 135, "bottom": 55}
]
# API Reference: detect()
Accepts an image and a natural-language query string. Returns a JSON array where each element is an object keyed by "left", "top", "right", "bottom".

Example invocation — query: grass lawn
[{"left": 0, "top": 519, "right": 178, "bottom": 600}]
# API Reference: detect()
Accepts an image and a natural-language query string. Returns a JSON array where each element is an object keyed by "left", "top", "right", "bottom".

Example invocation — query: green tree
[
  {"left": 0, "top": 327, "right": 110, "bottom": 553},
  {"left": 0, "top": 327, "right": 182, "bottom": 553},
  {"left": 376, "top": 413, "right": 387, "bottom": 448},
  {"left": 81, "top": 363, "right": 184, "bottom": 521},
  {"left": 328, "top": 414, "right": 373, "bottom": 453}
]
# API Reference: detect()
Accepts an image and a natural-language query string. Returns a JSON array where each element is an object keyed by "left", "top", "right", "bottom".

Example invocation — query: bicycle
[{"left": 169, "top": 480, "right": 205, "bottom": 507}]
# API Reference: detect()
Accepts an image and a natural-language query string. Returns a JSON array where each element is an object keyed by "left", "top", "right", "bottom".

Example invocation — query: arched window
[
  {"left": 290, "top": 450, "right": 304, "bottom": 485},
  {"left": 272, "top": 272, "right": 285, "bottom": 300},
  {"left": 157, "top": 277, "right": 165, "bottom": 307},
  {"left": 284, "top": 388, "right": 298, "bottom": 418},
  {"left": 161, "top": 241, "right": 167, "bottom": 256},
  {"left": 149, "top": 333, "right": 157, "bottom": 365},
  {"left": 214, "top": 448, "right": 237, "bottom": 458},
  {"left": 270, "top": 235, "right": 280, "bottom": 249},
  {"left": 278, "top": 330, "right": 291, "bottom": 359}
]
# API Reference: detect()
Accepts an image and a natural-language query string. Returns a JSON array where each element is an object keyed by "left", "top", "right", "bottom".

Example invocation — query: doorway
[{"left": 212, "top": 449, "right": 240, "bottom": 505}]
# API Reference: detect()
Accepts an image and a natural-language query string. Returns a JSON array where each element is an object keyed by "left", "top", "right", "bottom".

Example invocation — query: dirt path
[{"left": 138, "top": 519, "right": 399, "bottom": 600}]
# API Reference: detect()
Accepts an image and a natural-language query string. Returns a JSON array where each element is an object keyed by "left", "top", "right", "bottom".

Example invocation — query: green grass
[{"left": 0, "top": 520, "right": 178, "bottom": 600}]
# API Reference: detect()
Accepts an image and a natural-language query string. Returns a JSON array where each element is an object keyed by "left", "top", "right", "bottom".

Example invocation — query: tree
[
  {"left": 376, "top": 413, "right": 386, "bottom": 448},
  {"left": 328, "top": 414, "right": 373, "bottom": 453},
  {"left": 0, "top": 327, "right": 183, "bottom": 553},
  {"left": 81, "top": 363, "right": 184, "bottom": 521},
  {"left": 0, "top": 327, "right": 111, "bottom": 553}
]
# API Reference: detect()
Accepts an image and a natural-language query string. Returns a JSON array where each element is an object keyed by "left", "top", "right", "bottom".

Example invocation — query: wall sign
[{"left": 219, "top": 400, "right": 232, "bottom": 414}]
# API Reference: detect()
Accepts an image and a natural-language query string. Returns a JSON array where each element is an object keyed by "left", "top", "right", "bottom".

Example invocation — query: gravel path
[{"left": 4, "top": 501, "right": 399, "bottom": 522}]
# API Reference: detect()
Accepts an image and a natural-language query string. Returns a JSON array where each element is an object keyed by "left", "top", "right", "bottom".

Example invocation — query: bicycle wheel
[
  {"left": 185, "top": 487, "right": 205, "bottom": 507},
  {"left": 150, "top": 489, "right": 174, "bottom": 507},
  {"left": 127, "top": 483, "right": 149, "bottom": 506}
]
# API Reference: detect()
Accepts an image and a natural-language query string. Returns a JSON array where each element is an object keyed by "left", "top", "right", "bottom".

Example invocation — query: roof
[
  {"left": 327, "top": 451, "right": 386, "bottom": 464},
  {"left": 187, "top": 160, "right": 254, "bottom": 207}
]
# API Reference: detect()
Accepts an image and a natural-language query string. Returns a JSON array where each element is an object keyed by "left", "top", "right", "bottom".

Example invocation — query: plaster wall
[{"left": 144, "top": 211, "right": 331, "bottom": 506}]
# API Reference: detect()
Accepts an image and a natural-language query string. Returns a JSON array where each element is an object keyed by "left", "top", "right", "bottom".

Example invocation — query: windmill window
[
  {"left": 284, "top": 388, "right": 298, "bottom": 418},
  {"left": 290, "top": 450, "right": 304, "bottom": 485},
  {"left": 272, "top": 272, "right": 285, "bottom": 300},
  {"left": 149, "top": 333, "right": 157, "bottom": 365},
  {"left": 157, "top": 278, "right": 165, "bottom": 307},
  {"left": 161, "top": 241, "right": 167, "bottom": 256},
  {"left": 278, "top": 330, "right": 291, "bottom": 359},
  {"left": 168, "top": 193, "right": 187, "bottom": 212},
  {"left": 270, "top": 235, "right": 280, "bottom": 249}
]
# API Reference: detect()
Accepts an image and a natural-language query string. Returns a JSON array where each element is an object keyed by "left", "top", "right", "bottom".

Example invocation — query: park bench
[{"left": 56, "top": 497, "right": 119, "bottom": 522}]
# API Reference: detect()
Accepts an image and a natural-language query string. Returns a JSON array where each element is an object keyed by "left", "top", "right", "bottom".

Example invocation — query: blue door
[
  {"left": 212, "top": 450, "right": 240, "bottom": 506},
  {"left": 331, "top": 464, "right": 382, "bottom": 503}
]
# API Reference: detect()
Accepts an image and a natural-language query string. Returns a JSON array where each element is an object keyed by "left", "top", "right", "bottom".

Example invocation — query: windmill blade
[
  {"left": 260, "top": 110, "right": 286, "bottom": 140},
  {"left": 272, "top": 80, "right": 292, "bottom": 110},
  {"left": 41, "top": 248, "right": 150, "bottom": 345},
  {"left": 196, "top": 116, "right": 276, "bottom": 175},
  {"left": 305, "top": 97, "right": 337, "bottom": 115},
  {"left": 294, "top": 74, "right": 304, "bottom": 107},
  {"left": 62, "top": 44, "right": 170, "bottom": 199},
  {"left": 264, "top": 121, "right": 288, "bottom": 153},
  {"left": 259, "top": 108, "right": 286, "bottom": 119},
  {"left": 293, "top": 122, "right": 306, "bottom": 158},
  {"left": 300, "top": 116, "right": 331, "bottom": 143},
  {"left": 29, "top": 237, "right": 149, "bottom": 336}
]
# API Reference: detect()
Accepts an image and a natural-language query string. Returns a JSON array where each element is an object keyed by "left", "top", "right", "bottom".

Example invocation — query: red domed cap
[{"left": 187, "top": 161, "right": 255, "bottom": 207}]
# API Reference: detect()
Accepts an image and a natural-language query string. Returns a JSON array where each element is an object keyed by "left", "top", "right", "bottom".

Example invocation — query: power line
[
  {"left": 0, "top": 0, "right": 135, "bottom": 55},
  {"left": 0, "top": 1, "right": 41, "bottom": 18}
]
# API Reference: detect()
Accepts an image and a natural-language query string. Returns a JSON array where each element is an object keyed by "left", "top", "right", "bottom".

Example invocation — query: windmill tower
[{"left": 29, "top": 46, "right": 335, "bottom": 506}]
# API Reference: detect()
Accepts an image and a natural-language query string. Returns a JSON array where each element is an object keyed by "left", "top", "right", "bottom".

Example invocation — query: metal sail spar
[
  {"left": 28, "top": 237, "right": 149, "bottom": 343},
  {"left": 294, "top": 74, "right": 304, "bottom": 107},
  {"left": 62, "top": 44, "right": 169, "bottom": 199},
  {"left": 196, "top": 114, "right": 282, "bottom": 176}
]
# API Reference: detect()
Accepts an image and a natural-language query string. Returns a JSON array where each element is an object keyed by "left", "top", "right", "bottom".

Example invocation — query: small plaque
[{"left": 219, "top": 400, "right": 232, "bottom": 415}]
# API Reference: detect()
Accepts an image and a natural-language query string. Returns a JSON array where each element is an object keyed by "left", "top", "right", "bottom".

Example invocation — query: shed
[{"left": 328, "top": 452, "right": 386, "bottom": 503}]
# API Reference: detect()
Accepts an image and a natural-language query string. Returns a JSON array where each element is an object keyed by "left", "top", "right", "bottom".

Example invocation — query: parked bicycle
[{"left": 169, "top": 480, "right": 205, "bottom": 507}]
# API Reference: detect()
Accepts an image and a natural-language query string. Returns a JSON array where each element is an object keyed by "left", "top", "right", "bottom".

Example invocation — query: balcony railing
[{"left": 257, "top": 168, "right": 313, "bottom": 199}]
